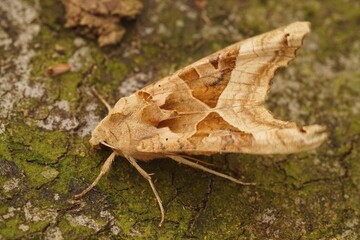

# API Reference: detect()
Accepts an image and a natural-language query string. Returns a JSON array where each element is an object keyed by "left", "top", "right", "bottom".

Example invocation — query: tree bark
[{"left": 0, "top": 0, "right": 359, "bottom": 239}]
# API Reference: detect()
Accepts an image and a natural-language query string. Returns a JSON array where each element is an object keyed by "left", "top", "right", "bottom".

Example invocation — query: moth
[{"left": 74, "top": 22, "right": 328, "bottom": 226}]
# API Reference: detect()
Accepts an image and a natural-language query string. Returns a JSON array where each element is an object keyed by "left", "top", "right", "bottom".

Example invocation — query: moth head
[
  {"left": 89, "top": 123, "right": 106, "bottom": 149},
  {"left": 89, "top": 112, "right": 128, "bottom": 150}
]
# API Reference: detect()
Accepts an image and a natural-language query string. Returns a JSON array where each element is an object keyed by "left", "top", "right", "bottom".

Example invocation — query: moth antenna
[
  {"left": 73, "top": 152, "right": 116, "bottom": 199},
  {"left": 125, "top": 155, "right": 165, "bottom": 227},
  {"left": 91, "top": 87, "right": 112, "bottom": 112},
  {"left": 168, "top": 155, "right": 256, "bottom": 186}
]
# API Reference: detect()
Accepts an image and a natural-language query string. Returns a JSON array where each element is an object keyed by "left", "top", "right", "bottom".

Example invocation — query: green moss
[
  {"left": 142, "top": 44, "right": 162, "bottom": 59},
  {"left": 8, "top": 121, "right": 68, "bottom": 165},
  {"left": 0, "top": 213, "right": 48, "bottom": 239},
  {"left": 96, "top": 59, "right": 130, "bottom": 95},
  {"left": 0, "top": 205, "right": 8, "bottom": 217},
  {"left": 0, "top": 120, "right": 68, "bottom": 189},
  {"left": 28, "top": 221, "right": 51, "bottom": 235},
  {"left": 106, "top": 60, "right": 129, "bottom": 80},
  {"left": 115, "top": 217, "right": 136, "bottom": 235},
  {"left": 58, "top": 218, "right": 94, "bottom": 237},
  {"left": 57, "top": 72, "right": 83, "bottom": 102},
  {"left": 1, "top": 0, "right": 360, "bottom": 238},
  {"left": 20, "top": 162, "right": 54, "bottom": 188},
  {"left": 49, "top": 156, "right": 77, "bottom": 195},
  {"left": 50, "top": 152, "right": 100, "bottom": 195},
  {"left": 0, "top": 134, "right": 11, "bottom": 160},
  {"left": 0, "top": 217, "right": 23, "bottom": 239}
]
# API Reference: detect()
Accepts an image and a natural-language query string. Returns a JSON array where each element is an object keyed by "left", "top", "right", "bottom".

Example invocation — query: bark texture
[{"left": 0, "top": 0, "right": 359, "bottom": 239}]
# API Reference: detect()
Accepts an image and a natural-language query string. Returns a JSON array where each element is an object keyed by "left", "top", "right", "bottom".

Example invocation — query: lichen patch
[
  {"left": 23, "top": 202, "right": 58, "bottom": 223},
  {"left": 118, "top": 72, "right": 153, "bottom": 96},
  {"left": 18, "top": 224, "right": 29, "bottom": 232},
  {"left": 40, "top": 167, "right": 59, "bottom": 180},
  {"left": 76, "top": 100, "right": 101, "bottom": 137},
  {"left": 2, "top": 178, "right": 20, "bottom": 193},
  {"left": 0, "top": 0, "right": 42, "bottom": 122},
  {"left": 36, "top": 100, "right": 79, "bottom": 131},
  {"left": 44, "top": 227, "right": 64, "bottom": 240},
  {"left": 65, "top": 214, "right": 102, "bottom": 231},
  {"left": 68, "top": 46, "right": 92, "bottom": 72}
]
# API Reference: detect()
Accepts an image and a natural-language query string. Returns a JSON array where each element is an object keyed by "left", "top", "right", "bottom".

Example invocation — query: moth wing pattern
[
  {"left": 138, "top": 21, "right": 328, "bottom": 155},
  {"left": 79, "top": 22, "right": 328, "bottom": 227}
]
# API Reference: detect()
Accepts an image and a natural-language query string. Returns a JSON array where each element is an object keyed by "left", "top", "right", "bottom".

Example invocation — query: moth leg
[
  {"left": 73, "top": 152, "right": 116, "bottom": 199},
  {"left": 91, "top": 87, "right": 112, "bottom": 112},
  {"left": 168, "top": 155, "right": 256, "bottom": 186},
  {"left": 125, "top": 155, "right": 165, "bottom": 227},
  {"left": 176, "top": 155, "right": 215, "bottom": 167}
]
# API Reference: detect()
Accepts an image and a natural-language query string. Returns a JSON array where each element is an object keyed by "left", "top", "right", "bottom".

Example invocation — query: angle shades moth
[{"left": 73, "top": 22, "right": 328, "bottom": 226}]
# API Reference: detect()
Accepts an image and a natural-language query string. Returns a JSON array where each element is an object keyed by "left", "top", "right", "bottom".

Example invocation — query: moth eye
[
  {"left": 165, "top": 138, "right": 168, "bottom": 141},
  {"left": 158, "top": 84, "right": 161, "bottom": 87}
]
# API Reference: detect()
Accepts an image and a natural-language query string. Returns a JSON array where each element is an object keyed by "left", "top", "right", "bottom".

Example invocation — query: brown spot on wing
[
  {"left": 108, "top": 112, "right": 125, "bottom": 123},
  {"left": 196, "top": 112, "right": 241, "bottom": 132},
  {"left": 160, "top": 91, "right": 203, "bottom": 112},
  {"left": 178, "top": 67, "right": 200, "bottom": 82},
  {"left": 158, "top": 91, "right": 208, "bottom": 133},
  {"left": 178, "top": 50, "right": 238, "bottom": 108},
  {"left": 209, "top": 57, "right": 219, "bottom": 69},
  {"left": 137, "top": 91, "right": 152, "bottom": 101},
  {"left": 188, "top": 112, "right": 252, "bottom": 146}
]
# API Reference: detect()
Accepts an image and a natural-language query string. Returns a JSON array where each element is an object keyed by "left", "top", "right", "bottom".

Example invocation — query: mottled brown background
[{"left": 0, "top": 0, "right": 359, "bottom": 239}]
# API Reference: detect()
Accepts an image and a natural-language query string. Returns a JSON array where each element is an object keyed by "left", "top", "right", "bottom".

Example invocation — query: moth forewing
[{"left": 74, "top": 21, "right": 328, "bottom": 226}]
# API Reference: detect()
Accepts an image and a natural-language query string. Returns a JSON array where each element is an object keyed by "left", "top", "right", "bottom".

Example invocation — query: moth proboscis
[{"left": 73, "top": 22, "right": 328, "bottom": 227}]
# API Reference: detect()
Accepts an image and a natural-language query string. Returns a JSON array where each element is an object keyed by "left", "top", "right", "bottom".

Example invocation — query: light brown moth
[{"left": 74, "top": 22, "right": 328, "bottom": 226}]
